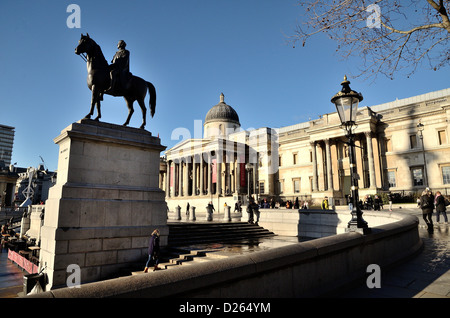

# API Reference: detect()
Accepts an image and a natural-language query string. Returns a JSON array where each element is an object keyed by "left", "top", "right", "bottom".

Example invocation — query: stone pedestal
[{"left": 39, "top": 119, "right": 167, "bottom": 290}]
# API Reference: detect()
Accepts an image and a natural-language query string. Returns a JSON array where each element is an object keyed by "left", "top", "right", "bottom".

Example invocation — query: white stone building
[{"left": 162, "top": 88, "right": 450, "bottom": 211}]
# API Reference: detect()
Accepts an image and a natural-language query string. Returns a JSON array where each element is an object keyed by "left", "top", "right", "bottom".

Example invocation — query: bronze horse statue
[{"left": 75, "top": 33, "right": 156, "bottom": 129}]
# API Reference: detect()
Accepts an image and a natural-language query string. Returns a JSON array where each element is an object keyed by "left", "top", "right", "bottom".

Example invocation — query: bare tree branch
[{"left": 290, "top": 0, "right": 450, "bottom": 80}]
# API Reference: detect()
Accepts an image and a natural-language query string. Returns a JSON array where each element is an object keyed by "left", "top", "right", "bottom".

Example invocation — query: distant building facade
[
  {"left": 0, "top": 124, "right": 17, "bottom": 207},
  {"left": 15, "top": 164, "right": 57, "bottom": 206},
  {"left": 161, "top": 88, "right": 450, "bottom": 211},
  {"left": 0, "top": 124, "right": 14, "bottom": 165},
  {"left": 0, "top": 124, "right": 57, "bottom": 208}
]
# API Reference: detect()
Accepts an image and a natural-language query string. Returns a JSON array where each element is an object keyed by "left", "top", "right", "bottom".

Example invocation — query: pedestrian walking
[
  {"left": 321, "top": 197, "right": 329, "bottom": 210},
  {"left": 247, "top": 196, "right": 255, "bottom": 224},
  {"left": 253, "top": 202, "right": 260, "bottom": 225},
  {"left": 420, "top": 189, "right": 434, "bottom": 232},
  {"left": 301, "top": 201, "right": 308, "bottom": 209},
  {"left": 434, "top": 191, "right": 449, "bottom": 224},
  {"left": 294, "top": 197, "right": 300, "bottom": 209},
  {"left": 388, "top": 192, "right": 393, "bottom": 211},
  {"left": 144, "top": 229, "right": 161, "bottom": 272},
  {"left": 373, "top": 195, "right": 382, "bottom": 211}
]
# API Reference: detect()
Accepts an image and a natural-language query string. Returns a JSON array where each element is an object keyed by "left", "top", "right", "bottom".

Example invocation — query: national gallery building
[{"left": 160, "top": 88, "right": 450, "bottom": 212}]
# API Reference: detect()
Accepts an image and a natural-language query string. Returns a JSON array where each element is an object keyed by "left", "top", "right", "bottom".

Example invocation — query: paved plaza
[
  {"left": 337, "top": 206, "right": 450, "bottom": 298},
  {"left": 0, "top": 206, "right": 448, "bottom": 298}
]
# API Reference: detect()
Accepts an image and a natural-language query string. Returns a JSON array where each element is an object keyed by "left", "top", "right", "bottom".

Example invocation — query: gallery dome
[{"left": 205, "top": 93, "right": 240, "bottom": 125}]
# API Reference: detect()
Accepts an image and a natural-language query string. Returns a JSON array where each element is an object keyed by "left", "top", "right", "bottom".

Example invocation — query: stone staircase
[
  {"left": 167, "top": 222, "right": 275, "bottom": 246},
  {"left": 131, "top": 222, "right": 275, "bottom": 275},
  {"left": 147, "top": 247, "right": 230, "bottom": 272}
]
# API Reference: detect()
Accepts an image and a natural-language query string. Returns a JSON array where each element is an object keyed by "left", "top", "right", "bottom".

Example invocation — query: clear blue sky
[{"left": 1, "top": 0, "right": 448, "bottom": 171}]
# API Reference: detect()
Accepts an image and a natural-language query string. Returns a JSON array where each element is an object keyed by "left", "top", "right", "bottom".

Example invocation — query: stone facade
[
  {"left": 163, "top": 88, "right": 450, "bottom": 210},
  {"left": 164, "top": 94, "right": 278, "bottom": 213}
]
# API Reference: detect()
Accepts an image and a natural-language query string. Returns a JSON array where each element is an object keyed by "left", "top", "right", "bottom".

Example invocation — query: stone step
[
  {"left": 131, "top": 222, "right": 275, "bottom": 275},
  {"left": 167, "top": 222, "right": 275, "bottom": 246}
]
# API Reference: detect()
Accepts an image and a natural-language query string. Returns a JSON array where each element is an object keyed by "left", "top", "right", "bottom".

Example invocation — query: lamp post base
[
  {"left": 346, "top": 208, "right": 371, "bottom": 234},
  {"left": 346, "top": 224, "right": 371, "bottom": 235}
]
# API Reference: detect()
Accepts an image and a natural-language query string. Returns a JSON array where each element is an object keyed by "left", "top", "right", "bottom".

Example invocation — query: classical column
[
  {"left": 331, "top": 142, "right": 339, "bottom": 191},
  {"left": 224, "top": 162, "right": 229, "bottom": 195},
  {"left": 192, "top": 155, "right": 196, "bottom": 196},
  {"left": 365, "top": 132, "right": 376, "bottom": 189},
  {"left": 233, "top": 157, "right": 237, "bottom": 194},
  {"left": 207, "top": 153, "right": 212, "bottom": 195},
  {"left": 172, "top": 162, "right": 176, "bottom": 196},
  {"left": 184, "top": 159, "right": 189, "bottom": 196},
  {"left": 310, "top": 141, "right": 318, "bottom": 192},
  {"left": 325, "top": 139, "right": 334, "bottom": 191},
  {"left": 160, "top": 170, "right": 165, "bottom": 191},
  {"left": 217, "top": 152, "right": 222, "bottom": 195},
  {"left": 176, "top": 161, "right": 180, "bottom": 196},
  {"left": 166, "top": 160, "right": 171, "bottom": 198},
  {"left": 253, "top": 164, "right": 257, "bottom": 196},
  {"left": 176, "top": 162, "right": 181, "bottom": 196},
  {"left": 178, "top": 162, "right": 182, "bottom": 196},
  {"left": 200, "top": 153, "right": 204, "bottom": 195},
  {"left": 355, "top": 138, "right": 364, "bottom": 188},
  {"left": 236, "top": 157, "right": 241, "bottom": 194}
]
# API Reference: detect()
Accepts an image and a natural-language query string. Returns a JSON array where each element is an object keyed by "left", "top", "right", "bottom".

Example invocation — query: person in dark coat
[
  {"left": 253, "top": 202, "right": 260, "bottom": 225},
  {"left": 420, "top": 189, "right": 434, "bottom": 232},
  {"left": 144, "top": 229, "right": 161, "bottom": 272},
  {"left": 247, "top": 196, "right": 255, "bottom": 224},
  {"left": 373, "top": 195, "right": 381, "bottom": 211},
  {"left": 434, "top": 191, "right": 448, "bottom": 224},
  {"left": 294, "top": 197, "right": 300, "bottom": 209}
]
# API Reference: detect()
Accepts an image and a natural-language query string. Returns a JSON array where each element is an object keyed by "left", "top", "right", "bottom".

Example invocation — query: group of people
[
  {"left": 286, "top": 197, "right": 309, "bottom": 210},
  {"left": 246, "top": 196, "right": 260, "bottom": 225},
  {"left": 347, "top": 194, "right": 384, "bottom": 211},
  {"left": 419, "top": 188, "right": 449, "bottom": 232},
  {"left": 363, "top": 194, "right": 383, "bottom": 211},
  {"left": 1, "top": 224, "right": 15, "bottom": 237}
]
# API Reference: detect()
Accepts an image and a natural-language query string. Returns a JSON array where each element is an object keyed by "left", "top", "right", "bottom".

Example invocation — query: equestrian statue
[{"left": 75, "top": 33, "right": 156, "bottom": 129}]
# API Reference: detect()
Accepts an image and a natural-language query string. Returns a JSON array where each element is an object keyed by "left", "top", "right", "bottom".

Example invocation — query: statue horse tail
[{"left": 147, "top": 81, "right": 156, "bottom": 117}]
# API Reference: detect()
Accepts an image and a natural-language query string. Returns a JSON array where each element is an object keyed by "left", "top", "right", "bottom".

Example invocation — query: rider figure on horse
[{"left": 109, "top": 40, "right": 131, "bottom": 94}]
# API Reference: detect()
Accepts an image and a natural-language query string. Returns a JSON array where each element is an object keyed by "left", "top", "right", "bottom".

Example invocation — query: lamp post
[
  {"left": 417, "top": 122, "right": 428, "bottom": 187},
  {"left": 331, "top": 75, "right": 370, "bottom": 234},
  {"left": 245, "top": 163, "right": 253, "bottom": 202}
]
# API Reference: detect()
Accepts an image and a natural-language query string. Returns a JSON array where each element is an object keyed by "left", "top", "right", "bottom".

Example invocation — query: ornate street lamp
[
  {"left": 331, "top": 75, "right": 370, "bottom": 234},
  {"left": 245, "top": 163, "right": 253, "bottom": 201},
  {"left": 417, "top": 122, "right": 428, "bottom": 187}
]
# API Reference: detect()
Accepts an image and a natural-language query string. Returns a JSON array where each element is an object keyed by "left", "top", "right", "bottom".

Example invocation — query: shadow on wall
[{"left": 298, "top": 211, "right": 341, "bottom": 238}]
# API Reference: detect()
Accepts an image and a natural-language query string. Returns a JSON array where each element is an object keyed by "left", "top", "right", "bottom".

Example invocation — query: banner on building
[
  {"left": 239, "top": 155, "right": 246, "bottom": 188},
  {"left": 212, "top": 159, "right": 217, "bottom": 183},
  {"left": 240, "top": 163, "right": 246, "bottom": 187}
]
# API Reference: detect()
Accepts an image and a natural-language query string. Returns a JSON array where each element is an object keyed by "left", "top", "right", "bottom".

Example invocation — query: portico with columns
[
  {"left": 163, "top": 94, "right": 263, "bottom": 214},
  {"left": 162, "top": 88, "right": 450, "bottom": 210},
  {"left": 277, "top": 106, "right": 383, "bottom": 206}
]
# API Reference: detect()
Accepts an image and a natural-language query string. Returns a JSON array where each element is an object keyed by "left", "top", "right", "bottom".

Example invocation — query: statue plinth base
[{"left": 39, "top": 119, "right": 167, "bottom": 290}]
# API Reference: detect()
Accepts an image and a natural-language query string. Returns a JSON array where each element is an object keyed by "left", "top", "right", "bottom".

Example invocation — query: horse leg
[
  {"left": 84, "top": 86, "right": 96, "bottom": 119},
  {"left": 123, "top": 97, "right": 134, "bottom": 126},
  {"left": 94, "top": 98, "right": 101, "bottom": 121},
  {"left": 85, "top": 85, "right": 101, "bottom": 121},
  {"left": 93, "top": 86, "right": 101, "bottom": 121},
  {"left": 137, "top": 98, "right": 147, "bottom": 129}
]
